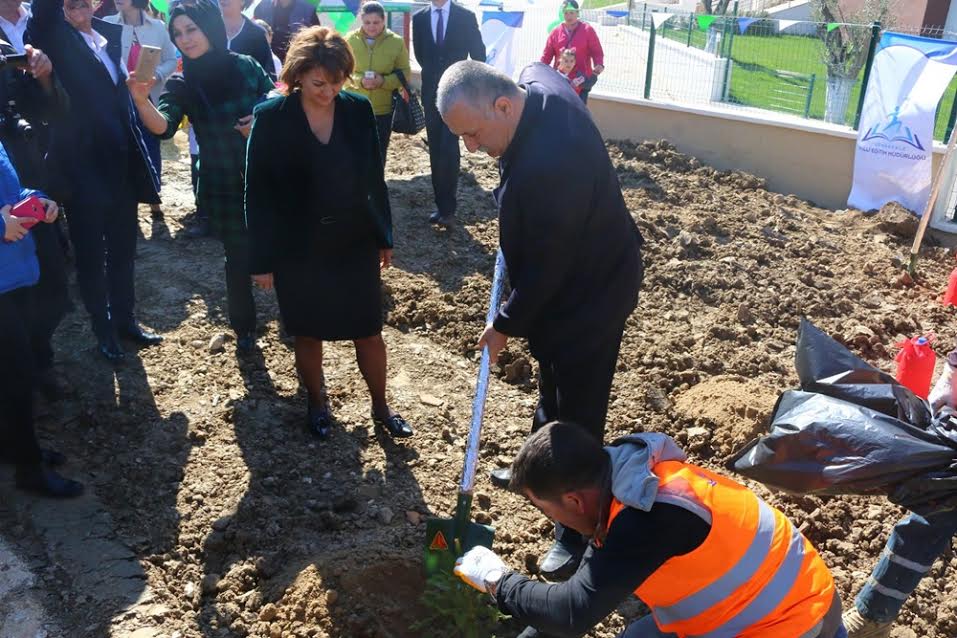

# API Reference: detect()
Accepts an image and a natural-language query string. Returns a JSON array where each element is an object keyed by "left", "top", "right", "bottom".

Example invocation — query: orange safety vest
[{"left": 607, "top": 460, "right": 834, "bottom": 638}]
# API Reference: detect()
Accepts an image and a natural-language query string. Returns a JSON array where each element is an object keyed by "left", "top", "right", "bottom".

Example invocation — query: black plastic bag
[
  {"left": 730, "top": 320, "right": 957, "bottom": 516},
  {"left": 795, "top": 318, "right": 932, "bottom": 428}
]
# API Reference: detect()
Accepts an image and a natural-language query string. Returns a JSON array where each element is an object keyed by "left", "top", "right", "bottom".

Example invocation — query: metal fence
[{"left": 416, "top": 4, "right": 957, "bottom": 142}]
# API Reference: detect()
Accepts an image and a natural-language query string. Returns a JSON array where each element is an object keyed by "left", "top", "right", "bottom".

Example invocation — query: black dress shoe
[
  {"left": 186, "top": 217, "right": 210, "bottom": 238},
  {"left": 490, "top": 467, "right": 512, "bottom": 490},
  {"left": 308, "top": 406, "right": 334, "bottom": 439},
  {"left": 428, "top": 211, "right": 454, "bottom": 227},
  {"left": 236, "top": 332, "right": 257, "bottom": 352},
  {"left": 0, "top": 448, "right": 66, "bottom": 467},
  {"left": 119, "top": 324, "right": 163, "bottom": 346},
  {"left": 15, "top": 466, "right": 84, "bottom": 498},
  {"left": 373, "top": 412, "right": 414, "bottom": 438},
  {"left": 97, "top": 337, "right": 126, "bottom": 363},
  {"left": 539, "top": 531, "right": 587, "bottom": 581}
]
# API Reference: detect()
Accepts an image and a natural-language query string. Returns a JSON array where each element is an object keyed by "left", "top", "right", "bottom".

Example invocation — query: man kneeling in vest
[{"left": 454, "top": 422, "right": 847, "bottom": 638}]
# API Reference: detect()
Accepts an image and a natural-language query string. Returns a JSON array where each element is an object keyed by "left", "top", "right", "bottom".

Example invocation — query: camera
[{"left": 0, "top": 99, "right": 32, "bottom": 140}]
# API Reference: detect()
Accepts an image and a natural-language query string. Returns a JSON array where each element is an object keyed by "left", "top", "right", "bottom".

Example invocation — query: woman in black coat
[{"left": 245, "top": 26, "right": 413, "bottom": 440}]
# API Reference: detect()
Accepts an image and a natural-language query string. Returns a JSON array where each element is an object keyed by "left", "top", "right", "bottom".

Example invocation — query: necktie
[{"left": 436, "top": 7, "right": 444, "bottom": 47}]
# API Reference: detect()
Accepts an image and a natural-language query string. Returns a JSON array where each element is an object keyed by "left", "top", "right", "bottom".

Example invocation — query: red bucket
[{"left": 895, "top": 335, "right": 936, "bottom": 400}]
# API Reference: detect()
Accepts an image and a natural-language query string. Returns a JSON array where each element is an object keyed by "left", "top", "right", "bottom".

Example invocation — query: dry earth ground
[{"left": 1, "top": 130, "right": 956, "bottom": 638}]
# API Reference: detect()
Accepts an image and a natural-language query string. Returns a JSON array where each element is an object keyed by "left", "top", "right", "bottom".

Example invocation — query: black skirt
[{"left": 273, "top": 221, "right": 383, "bottom": 340}]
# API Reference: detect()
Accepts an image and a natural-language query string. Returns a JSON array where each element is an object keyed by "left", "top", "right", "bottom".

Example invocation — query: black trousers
[
  {"left": 65, "top": 183, "right": 139, "bottom": 341},
  {"left": 223, "top": 236, "right": 256, "bottom": 335},
  {"left": 531, "top": 317, "right": 628, "bottom": 550},
  {"left": 30, "top": 221, "right": 71, "bottom": 370},
  {"left": 0, "top": 287, "right": 42, "bottom": 467},
  {"left": 531, "top": 322, "right": 627, "bottom": 442},
  {"left": 423, "top": 96, "right": 460, "bottom": 217},
  {"left": 375, "top": 113, "right": 393, "bottom": 168}
]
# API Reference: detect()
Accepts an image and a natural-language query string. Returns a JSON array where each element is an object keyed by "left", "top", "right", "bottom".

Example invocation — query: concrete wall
[{"left": 585, "top": 91, "right": 949, "bottom": 213}]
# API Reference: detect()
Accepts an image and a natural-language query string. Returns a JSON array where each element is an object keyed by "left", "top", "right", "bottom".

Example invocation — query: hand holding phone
[
  {"left": 134, "top": 45, "right": 162, "bottom": 82},
  {"left": 10, "top": 195, "right": 46, "bottom": 229}
]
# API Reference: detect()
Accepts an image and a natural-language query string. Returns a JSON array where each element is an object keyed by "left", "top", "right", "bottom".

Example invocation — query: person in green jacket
[{"left": 346, "top": 1, "right": 410, "bottom": 166}]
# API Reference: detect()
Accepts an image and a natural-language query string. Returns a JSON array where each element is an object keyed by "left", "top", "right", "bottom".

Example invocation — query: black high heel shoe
[
  {"left": 372, "top": 412, "right": 414, "bottom": 438},
  {"left": 307, "top": 405, "right": 333, "bottom": 439}
]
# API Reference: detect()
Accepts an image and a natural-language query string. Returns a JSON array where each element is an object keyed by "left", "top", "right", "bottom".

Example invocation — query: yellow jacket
[{"left": 346, "top": 29, "right": 412, "bottom": 116}]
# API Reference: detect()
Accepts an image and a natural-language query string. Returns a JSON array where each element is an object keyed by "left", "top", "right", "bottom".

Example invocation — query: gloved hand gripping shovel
[{"left": 425, "top": 250, "right": 506, "bottom": 576}]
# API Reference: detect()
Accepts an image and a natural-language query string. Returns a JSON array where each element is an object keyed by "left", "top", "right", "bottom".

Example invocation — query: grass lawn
[
  {"left": 581, "top": 0, "right": 624, "bottom": 9},
  {"left": 649, "top": 20, "right": 957, "bottom": 141}
]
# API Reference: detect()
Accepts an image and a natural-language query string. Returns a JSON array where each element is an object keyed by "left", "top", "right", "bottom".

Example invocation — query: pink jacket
[{"left": 541, "top": 21, "right": 604, "bottom": 79}]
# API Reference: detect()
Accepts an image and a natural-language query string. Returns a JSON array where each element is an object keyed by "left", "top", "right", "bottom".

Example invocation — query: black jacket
[
  {"left": 412, "top": 2, "right": 485, "bottom": 103},
  {"left": 25, "top": 0, "right": 160, "bottom": 205},
  {"left": 244, "top": 90, "right": 392, "bottom": 275},
  {"left": 492, "top": 63, "right": 643, "bottom": 360},
  {"left": 229, "top": 17, "right": 277, "bottom": 81}
]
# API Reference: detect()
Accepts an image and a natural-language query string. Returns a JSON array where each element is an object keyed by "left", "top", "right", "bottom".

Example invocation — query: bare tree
[
  {"left": 701, "top": 0, "right": 733, "bottom": 14},
  {"left": 811, "top": 0, "right": 895, "bottom": 125}
]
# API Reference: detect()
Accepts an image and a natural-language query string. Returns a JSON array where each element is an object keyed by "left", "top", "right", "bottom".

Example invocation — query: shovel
[{"left": 425, "top": 250, "right": 506, "bottom": 576}]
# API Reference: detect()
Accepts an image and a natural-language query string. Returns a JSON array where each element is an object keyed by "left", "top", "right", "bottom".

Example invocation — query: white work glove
[
  {"left": 453, "top": 546, "right": 507, "bottom": 594},
  {"left": 929, "top": 362, "right": 956, "bottom": 412}
]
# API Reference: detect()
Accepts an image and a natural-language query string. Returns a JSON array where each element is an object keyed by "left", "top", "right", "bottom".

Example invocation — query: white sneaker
[{"left": 842, "top": 608, "right": 893, "bottom": 638}]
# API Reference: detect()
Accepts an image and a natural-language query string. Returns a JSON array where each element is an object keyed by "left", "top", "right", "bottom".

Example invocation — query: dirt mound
[
  {"left": 6, "top": 130, "right": 957, "bottom": 638},
  {"left": 673, "top": 375, "right": 778, "bottom": 456}
]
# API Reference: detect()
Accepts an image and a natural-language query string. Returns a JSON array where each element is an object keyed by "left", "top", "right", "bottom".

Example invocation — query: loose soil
[{"left": 2, "top": 131, "right": 956, "bottom": 638}]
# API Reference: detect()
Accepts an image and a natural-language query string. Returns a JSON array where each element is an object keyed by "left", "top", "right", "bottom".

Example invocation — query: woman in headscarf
[{"left": 128, "top": 0, "right": 273, "bottom": 352}]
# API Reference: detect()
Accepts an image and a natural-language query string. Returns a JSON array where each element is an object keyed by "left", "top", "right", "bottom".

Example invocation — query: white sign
[{"left": 848, "top": 32, "right": 957, "bottom": 213}]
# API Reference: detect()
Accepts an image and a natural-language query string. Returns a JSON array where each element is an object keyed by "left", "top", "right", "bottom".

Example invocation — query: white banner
[
  {"left": 651, "top": 12, "right": 673, "bottom": 31},
  {"left": 848, "top": 32, "right": 957, "bottom": 213},
  {"left": 482, "top": 11, "right": 525, "bottom": 78},
  {"left": 776, "top": 19, "right": 799, "bottom": 32}
]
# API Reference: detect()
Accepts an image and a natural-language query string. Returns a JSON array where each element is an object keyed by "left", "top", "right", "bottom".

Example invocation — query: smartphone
[
  {"left": 0, "top": 53, "right": 29, "bottom": 70},
  {"left": 10, "top": 195, "right": 45, "bottom": 229},
  {"left": 134, "top": 45, "right": 162, "bottom": 81}
]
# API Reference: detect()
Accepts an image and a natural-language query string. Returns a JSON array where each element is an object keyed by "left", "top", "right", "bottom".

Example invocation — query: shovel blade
[{"left": 424, "top": 516, "right": 495, "bottom": 576}]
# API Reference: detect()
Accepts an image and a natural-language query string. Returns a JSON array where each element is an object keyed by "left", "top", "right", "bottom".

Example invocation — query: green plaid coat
[{"left": 158, "top": 55, "right": 273, "bottom": 242}]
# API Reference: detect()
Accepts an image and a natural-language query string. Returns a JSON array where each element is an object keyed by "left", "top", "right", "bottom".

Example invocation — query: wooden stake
[{"left": 909, "top": 125, "right": 957, "bottom": 275}]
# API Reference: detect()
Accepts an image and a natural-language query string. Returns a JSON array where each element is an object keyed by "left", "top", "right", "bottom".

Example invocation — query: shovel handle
[{"left": 460, "top": 250, "right": 507, "bottom": 494}]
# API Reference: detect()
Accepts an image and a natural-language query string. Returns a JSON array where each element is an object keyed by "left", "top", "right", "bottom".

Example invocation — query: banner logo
[{"left": 862, "top": 106, "right": 925, "bottom": 151}]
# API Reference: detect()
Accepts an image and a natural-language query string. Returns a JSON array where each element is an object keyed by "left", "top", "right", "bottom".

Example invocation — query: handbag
[{"left": 391, "top": 69, "right": 426, "bottom": 135}]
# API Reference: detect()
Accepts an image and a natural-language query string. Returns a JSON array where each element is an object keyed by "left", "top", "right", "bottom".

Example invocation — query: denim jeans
[{"left": 856, "top": 508, "right": 957, "bottom": 622}]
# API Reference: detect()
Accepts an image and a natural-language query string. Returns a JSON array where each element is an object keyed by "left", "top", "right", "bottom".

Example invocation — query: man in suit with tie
[
  {"left": 412, "top": 0, "right": 485, "bottom": 226},
  {"left": 26, "top": 0, "right": 163, "bottom": 363}
]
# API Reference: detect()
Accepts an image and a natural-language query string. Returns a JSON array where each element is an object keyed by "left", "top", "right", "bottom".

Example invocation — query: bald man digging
[{"left": 437, "top": 60, "right": 644, "bottom": 582}]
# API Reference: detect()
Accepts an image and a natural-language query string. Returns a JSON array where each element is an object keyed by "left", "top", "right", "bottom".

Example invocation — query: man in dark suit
[
  {"left": 438, "top": 60, "right": 644, "bottom": 585},
  {"left": 26, "top": 0, "right": 163, "bottom": 362},
  {"left": 412, "top": 0, "right": 484, "bottom": 226}
]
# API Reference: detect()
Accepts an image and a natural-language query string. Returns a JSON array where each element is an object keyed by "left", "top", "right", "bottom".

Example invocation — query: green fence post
[
  {"left": 645, "top": 20, "right": 656, "bottom": 99},
  {"left": 719, "top": 2, "right": 738, "bottom": 100},
  {"left": 853, "top": 21, "right": 882, "bottom": 130},
  {"left": 945, "top": 88, "right": 957, "bottom": 141},
  {"left": 805, "top": 74, "right": 816, "bottom": 119},
  {"left": 687, "top": 11, "right": 694, "bottom": 46},
  {"left": 641, "top": 3, "right": 647, "bottom": 31}
]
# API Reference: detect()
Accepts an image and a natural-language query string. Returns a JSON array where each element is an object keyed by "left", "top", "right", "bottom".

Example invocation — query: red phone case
[{"left": 11, "top": 195, "right": 45, "bottom": 229}]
